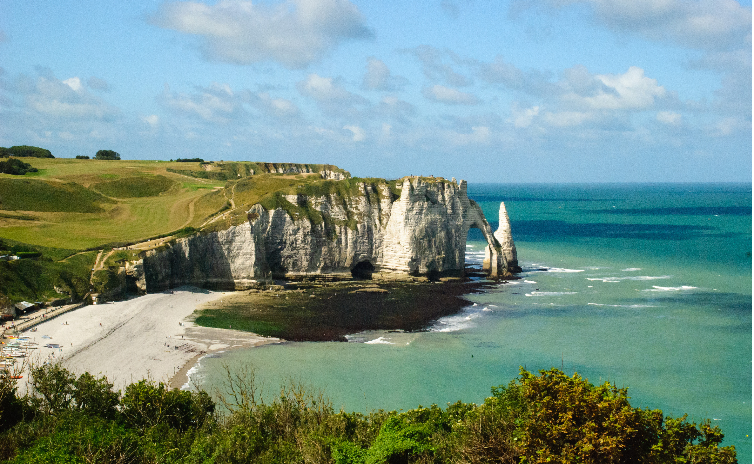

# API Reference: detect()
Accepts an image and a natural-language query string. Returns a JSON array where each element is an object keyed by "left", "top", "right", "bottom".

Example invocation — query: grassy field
[
  {"left": 0, "top": 159, "right": 228, "bottom": 251},
  {"left": 0, "top": 158, "right": 359, "bottom": 302}
]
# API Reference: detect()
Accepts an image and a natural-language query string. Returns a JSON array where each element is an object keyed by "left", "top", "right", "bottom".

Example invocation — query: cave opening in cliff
[
  {"left": 124, "top": 274, "right": 139, "bottom": 295},
  {"left": 351, "top": 261, "right": 375, "bottom": 280}
]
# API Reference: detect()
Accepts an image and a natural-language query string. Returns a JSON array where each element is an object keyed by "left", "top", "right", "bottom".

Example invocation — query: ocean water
[{"left": 189, "top": 183, "right": 752, "bottom": 460}]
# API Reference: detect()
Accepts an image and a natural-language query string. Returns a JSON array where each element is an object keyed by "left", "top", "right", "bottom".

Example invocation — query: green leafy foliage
[
  {"left": 121, "top": 379, "right": 215, "bottom": 432},
  {"left": 0, "top": 146, "right": 54, "bottom": 159},
  {"left": 94, "top": 150, "right": 121, "bottom": 160},
  {"left": 0, "top": 158, "right": 38, "bottom": 175},
  {"left": 0, "top": 364, "right": 738, "bottom": 463},
  {"left": 74, "top": 155, "right": 89, "bottom": 159}
]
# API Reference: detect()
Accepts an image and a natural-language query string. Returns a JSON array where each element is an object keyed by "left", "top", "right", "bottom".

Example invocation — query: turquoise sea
[{"left": 190, "top": 183, "right": 752, "bottom": 460}]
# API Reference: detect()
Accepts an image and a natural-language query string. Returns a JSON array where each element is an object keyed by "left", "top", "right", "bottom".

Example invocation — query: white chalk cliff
[{"left": 139, "top": 177, "right": 518, "bottom": 291}]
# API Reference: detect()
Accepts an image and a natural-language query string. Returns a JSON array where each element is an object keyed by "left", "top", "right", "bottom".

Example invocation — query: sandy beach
[{"left": 12, "top": 286, "right": 279, "bottom": 394}]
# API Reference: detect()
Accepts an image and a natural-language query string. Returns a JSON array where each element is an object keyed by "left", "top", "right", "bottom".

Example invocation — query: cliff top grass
[
  {"left": 0, "top": 157, "right": 363, "bottom": 253},
  {"left": 0, "top": 158, "right": 228, "bottom": 252}
]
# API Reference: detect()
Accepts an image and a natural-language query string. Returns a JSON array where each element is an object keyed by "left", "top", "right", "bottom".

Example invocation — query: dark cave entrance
[{"left": 351, "top": 261, "right": 375, "bottom": 280}]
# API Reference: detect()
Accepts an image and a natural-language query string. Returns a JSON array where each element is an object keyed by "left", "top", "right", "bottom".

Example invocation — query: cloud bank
[{"left": 152, "top": 0, "right": 372, "bottom": 68}]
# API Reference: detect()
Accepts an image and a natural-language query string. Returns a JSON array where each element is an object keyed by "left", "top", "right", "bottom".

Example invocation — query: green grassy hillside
[
  {"left": 0, "top": 157, "right": 359, "bottom": 303},
  {"left": 0, "top": 178, "right": 113, "bottom": 212}
]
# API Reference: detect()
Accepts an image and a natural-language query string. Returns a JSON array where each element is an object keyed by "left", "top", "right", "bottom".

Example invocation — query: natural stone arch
[{"left": 463, "top": 200, "right": 505, "bottom": 278}]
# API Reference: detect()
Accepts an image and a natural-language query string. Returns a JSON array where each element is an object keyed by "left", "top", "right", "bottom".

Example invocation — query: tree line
[
  {"left": 0, "top": 365, "right": 737, "bottom": 463},
  {"left": 0, "top": 146, "right": 122, "bottom": 161}
]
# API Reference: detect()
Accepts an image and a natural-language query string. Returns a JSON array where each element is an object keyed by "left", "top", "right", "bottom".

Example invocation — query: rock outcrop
[
  {"left": 485, "top": 201, "right": 521, "bottom": 273},
  {"left": 137, "top": 177, "right": 518, "bottom": 291}
]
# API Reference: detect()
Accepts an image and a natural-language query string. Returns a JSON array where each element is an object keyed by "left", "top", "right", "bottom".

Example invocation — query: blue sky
[{"left": 0, "top": 0, "right": 751, "bottom": 182}]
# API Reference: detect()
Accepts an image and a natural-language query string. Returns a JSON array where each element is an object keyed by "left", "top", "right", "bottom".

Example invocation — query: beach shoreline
[{"left": 10, "top": 286, "right": 279, "bottom": 394}]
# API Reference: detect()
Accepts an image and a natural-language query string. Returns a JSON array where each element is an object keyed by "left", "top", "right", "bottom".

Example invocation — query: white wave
[
  {"left": 643, "top": 285, "right": 698, "bottom": 292},
  {"left": 431, "top": 304, "right": 488, "bottom": 333},
  {"left": 431, "top": 316, "right": 476, "bottom": 332},
  {"left": 586, "top": 275, "right": 671, "bottom": 283},
  {"left": 181, "top": 355, "right": 208, "bottom": 390},
  {"left": 365, "top": 337, "right": 394, "bottom": 345},
  {"left": 622, "top": 268, "right": 642, "bottom": 272},
  {"left": 525, "top": 291, "right": 578, "bottom": 297},
  {"left": 523, "top": 280, "right": 537, "bottom": 284},
  {"left": 587, "top": 303, "right": 658, "bottom": 308},
  {"left": 546, "top": 268, "right": 585, "bottom": 273},
  {"left": 482, "top": 306, "right": 493, "bottom": 312}
]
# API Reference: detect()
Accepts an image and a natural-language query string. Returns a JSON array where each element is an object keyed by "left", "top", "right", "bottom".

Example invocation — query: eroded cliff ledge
[{"left": 138, "top": 175, "right": 519, "bottom": 292}]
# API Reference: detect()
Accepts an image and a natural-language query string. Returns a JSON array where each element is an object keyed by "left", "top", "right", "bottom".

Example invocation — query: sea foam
[
  {"left": 365, "top": 337, "right": 394, "bottom": 345},
  {"left": 643, "top": 285, "right": 698, "bottom": 292},
  {"left": 586, "top": 275, "right": 671, "bottom": 283}
]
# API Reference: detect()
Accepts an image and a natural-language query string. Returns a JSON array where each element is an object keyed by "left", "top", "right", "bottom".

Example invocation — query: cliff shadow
[
  {"left": 351, "top": 260, "right": 374, "bottom": 279},
  {"left": 144, "top": 234, "right": 237, "bottom": 291}
]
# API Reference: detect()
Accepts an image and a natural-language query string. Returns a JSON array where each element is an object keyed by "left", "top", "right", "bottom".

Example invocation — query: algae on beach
[{"left": 193, "top": 279, "right": 495, "bottom": 341}]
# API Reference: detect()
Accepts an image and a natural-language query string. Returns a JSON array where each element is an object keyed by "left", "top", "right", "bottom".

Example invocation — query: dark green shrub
[
  {"left": 365, "top": 415, "right": 435, "bottom": 464},
  {"left": 71, "top": 373, "right": 119, "bottom": 420},
  {"left": 0, "top": 158, "right": 38, "bottom": 175},
  {"left": 29, "top": 364, "right": 76, "bottom": 415},
  {"left": 94, "top": 150, "right": 120, "bottom": 160},
  {"left": 121, "top": 380, "right": 215, "bottom": 432},
  {"left": 1, "top": 146, "right": 53, "bottom": 158},
  {"left": 0, "top": 375, "right": 25, "bottom": 433}
]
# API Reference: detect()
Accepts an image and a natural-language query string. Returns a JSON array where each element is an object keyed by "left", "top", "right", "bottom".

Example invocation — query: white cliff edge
[{"left": 134, "top": 178, "right": 518, "bottom": 291}]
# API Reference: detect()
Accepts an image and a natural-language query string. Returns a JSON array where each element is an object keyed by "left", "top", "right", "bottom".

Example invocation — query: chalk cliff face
[{"left": 140, "top": 177, "right": 517, "bottom": 291}]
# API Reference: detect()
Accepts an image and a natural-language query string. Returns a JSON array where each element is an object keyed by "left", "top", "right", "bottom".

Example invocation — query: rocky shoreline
[{"left": 192, "top": 273, "right": 506, "bottom": 342}]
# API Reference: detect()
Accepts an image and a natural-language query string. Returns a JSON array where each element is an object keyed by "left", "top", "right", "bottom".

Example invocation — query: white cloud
[
  {"left": 543, "top": 111, "right": 594, "bottom": 127},
  {"left": 708, "top": 116, "right": 742, "bottom": 137},
  {"left": 512, "top": 105, "right": 540, "bottom": 128},
  {"left": 445, "top": 125, "right": 491, "bottom": 146},
  {"left": 160, "top": 82, "right": 244, "bottom": 122},
  {"left": 562, "top": 66, "right": 666, "bottom": 110},
  {"left": 62, "top": 77, "right": 83, "bottom": 92},
  {"left": 381, "top": 123, "right": 392, "bottom": 138},
  {"left": 298, "top": 73, "right": 367, "bottom": 115},
  {"left": 407, "top": 45, "right": 472, "bottom": 87},
  {"left": 551, "top": 0, "right": 751, "bottom": 51},
  {"left": 299, "top": 74, "right": 357, "bottom": 102},
  {"left": 656, "top": 111, "right": 681, "bottom": 125},
  {"left": 143, "top": 114, "right": 160, "bottom": 127},
  {"left": 343, "top": 124, "right": 366, "bottom": 141},
  {"left": 362, "top": 57, "right": 407, "bottom": 91},
  {"left": 152, "top": 0, "right": 373, "bottom": 68},
  {"left": 256, "top": 92, "right": 300, "bottom": 118},
  {"left": 424, "top": 84, "right": 479, "bottom": 105},
  {"left": 13, "top": 73, "right": 119, "bottom": 120}
]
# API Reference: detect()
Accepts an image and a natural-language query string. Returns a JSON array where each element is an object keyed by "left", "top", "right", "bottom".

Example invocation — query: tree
[
  {"left": 0, "top": 158, "right": 38, "bottom": 175},
  {"left": 0, "top": 146, "right": 53, "bottom": 158},
  {"left": 75, "top": 155, "right": 89, "bottom": 159},
  {"left": 29, "top": 363, "right": 76, "bottom": 414},
  {"left": 95, "top": 150, "right": 121, "bottom": 160}
]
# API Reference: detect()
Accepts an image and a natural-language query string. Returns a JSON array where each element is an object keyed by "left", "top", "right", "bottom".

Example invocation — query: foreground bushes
[{"left": 0, "top": 365, "right": 737, "bottom": 463}]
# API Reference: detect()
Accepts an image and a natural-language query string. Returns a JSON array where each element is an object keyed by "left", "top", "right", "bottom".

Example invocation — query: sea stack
[{"left": 494, "top": 202, "right": 521, "bottom": 272}]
